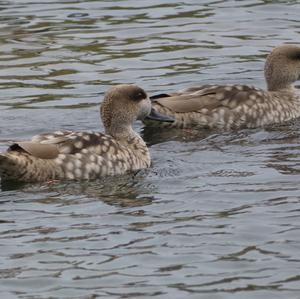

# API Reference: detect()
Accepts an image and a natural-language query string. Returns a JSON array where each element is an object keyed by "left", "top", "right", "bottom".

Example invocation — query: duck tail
[
  {"left": 0, "top": 151, "right": 62, "bottom": 182},
  {"left": 0, "top": 153, "right": 40, "bottom": 184},
  {"left": 0, "top": 153, "right": 23, "bottom": 181},
  {"left": 0, "top": 153, "right": 12, "bottom": 170}
]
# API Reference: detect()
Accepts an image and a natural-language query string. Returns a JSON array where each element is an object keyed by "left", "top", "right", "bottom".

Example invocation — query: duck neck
[
  {"left": 267, "top": 82, "right": 296, "bottom": 93},
  {"left": 107, "top": 123, "right": 144, "bottom": 145},
  {"left": 268, "top": 84, "right": 297, "bottom": 93}
]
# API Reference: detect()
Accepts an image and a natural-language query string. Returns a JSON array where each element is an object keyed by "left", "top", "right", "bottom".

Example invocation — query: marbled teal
[
  {"left": 0, "top": 84, "right": 173, "bottom": 182},
  {"left": 144, "top": 44, "right": 300, "bottom": 129}
]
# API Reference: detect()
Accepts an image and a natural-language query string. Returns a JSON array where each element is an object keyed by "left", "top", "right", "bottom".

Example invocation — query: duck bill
[{"left": 146, "top": 108, "right": 175, "bottom": 123}]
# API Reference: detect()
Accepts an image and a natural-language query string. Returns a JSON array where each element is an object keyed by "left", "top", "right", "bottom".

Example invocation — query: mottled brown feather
[{"left": 153, "top": 85, "right": 264, "bottom": 113}]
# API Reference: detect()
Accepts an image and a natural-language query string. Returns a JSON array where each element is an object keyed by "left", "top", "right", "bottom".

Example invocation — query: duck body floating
[
  {"left": 144, "top": 45, "right": 300, "bottom": 129},
  {"left": 0, "top": 85, "right": 173, "bottom": 182}
]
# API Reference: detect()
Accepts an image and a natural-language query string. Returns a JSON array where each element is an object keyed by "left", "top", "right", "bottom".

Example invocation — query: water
[{"left": 0, "top": 1, "right": 300, "bottom": 298}]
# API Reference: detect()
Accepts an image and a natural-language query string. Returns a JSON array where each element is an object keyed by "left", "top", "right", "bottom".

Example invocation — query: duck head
[
  {"left": 264, "top": 44, "right": 300, "bottom": 91},
  {"left": 101, "top": 84, "right": 174, "bottom": 137}
]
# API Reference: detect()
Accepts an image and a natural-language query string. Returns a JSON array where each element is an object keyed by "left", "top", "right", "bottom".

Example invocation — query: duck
[
  {"left": 0, "top": 84, "right": 174, "bottom": 182},
  {"left": 143, "top": 44, "right": 300, "bottom": 129}
]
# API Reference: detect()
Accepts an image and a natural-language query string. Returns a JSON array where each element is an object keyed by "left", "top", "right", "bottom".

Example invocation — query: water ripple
[{"left": 1, "top": 1, "right": 300, "bottom": 298}]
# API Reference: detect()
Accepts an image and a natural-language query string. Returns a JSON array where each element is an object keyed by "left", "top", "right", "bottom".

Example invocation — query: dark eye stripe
[{"left": 131, "top": 89, "right": 147, "bottom": 101}]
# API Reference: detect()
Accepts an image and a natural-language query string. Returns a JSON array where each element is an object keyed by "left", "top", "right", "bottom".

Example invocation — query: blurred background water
[{"left": 0, "top": 0, "right": 300, "bottom": 298}]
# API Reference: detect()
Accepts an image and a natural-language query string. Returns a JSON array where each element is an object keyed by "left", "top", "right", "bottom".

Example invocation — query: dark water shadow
[
  {"left": 142, "top": 126, "right": 218, "bottom": 146},
  {"left": 142, "top": 117, "right": 300, "bottom": 146},
  {"left": 1, "top": 179, "right": 27, "bottom": 192},
  {"left": 0, "top": 170, "right": 156, "bottom": 208}
]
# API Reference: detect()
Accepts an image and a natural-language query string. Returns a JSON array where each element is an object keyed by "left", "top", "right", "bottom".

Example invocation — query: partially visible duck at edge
[
  {"left": 0, "top": 84, "right": 173, "bottom": 182},
  {"left": 143, "top": 44, "right": 300, "bottom": 129}
]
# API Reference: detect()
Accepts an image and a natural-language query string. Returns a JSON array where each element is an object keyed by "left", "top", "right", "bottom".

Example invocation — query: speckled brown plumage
[
  {"left": 0, "top": 85, "right": 165, "bottom": 182},
  {"left": 144, "top": 44, "right": 300, "bottom": 129}
]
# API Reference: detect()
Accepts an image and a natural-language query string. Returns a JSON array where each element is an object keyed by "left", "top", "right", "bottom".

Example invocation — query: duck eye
[{"left": 132, "top": 90, "right": 146, "bottom": 101}]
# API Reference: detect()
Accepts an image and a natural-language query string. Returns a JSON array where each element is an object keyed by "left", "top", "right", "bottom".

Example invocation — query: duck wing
[
  {"left": 151, "top": 85, "right": 265, "bottom": 113},
  {"left": 7, "top": 131, "right": 115, "bottom": 159}
]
